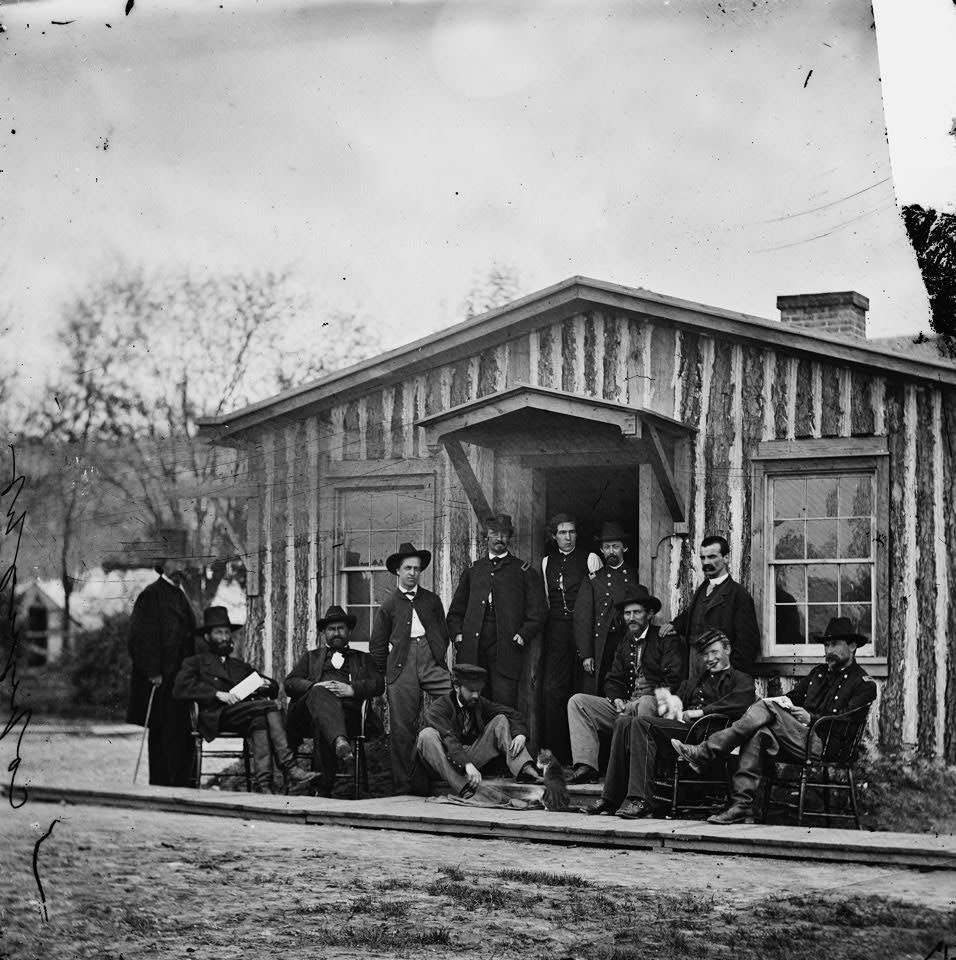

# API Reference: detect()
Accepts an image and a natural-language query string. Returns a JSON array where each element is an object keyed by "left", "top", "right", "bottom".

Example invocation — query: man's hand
[
  {"left": 464, "top": 763, "right": 482, "bottom": 788},
  {"left": 582, "top": 658, "right": 595, "bottom": 675},
  {"left": 509, "top": 734, "right": 526, "bottom": 759},
  {"left": 513, "top": 633, "right": 524, "bottom": 647},
  {"left": 453, "top": 633, "right": 463, "bottom": 645},
  {"left": 612, "top": 698, "right": 627, "bottom": 714},
  {"left": 787, "top": 705, "right": 812, "bottom": 724},
  {"left": 258, "top": 678, "right": 271, "bottom": 690},
  {"left": 680, "top": 708, "right": 704, "bottom": 723},
  {"left": 215, "top": 691, "right": 239, "bottom": 705},
  {"left": 317, "top": 681, "right": 354, "bottom": 699},
  {"left": 148, "top": 675, "right": 163, "bottom": 687}
]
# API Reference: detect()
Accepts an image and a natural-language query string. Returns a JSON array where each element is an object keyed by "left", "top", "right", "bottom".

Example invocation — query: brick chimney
[{"left": 776, "top": 291, "right": 869, "bottom": 340}]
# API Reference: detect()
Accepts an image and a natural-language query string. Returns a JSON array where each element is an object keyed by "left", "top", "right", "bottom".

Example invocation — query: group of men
[{"left": 127, "top": 512, "right": 876, "bottom": 824}]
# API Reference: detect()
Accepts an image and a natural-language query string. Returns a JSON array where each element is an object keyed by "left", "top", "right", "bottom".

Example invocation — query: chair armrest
[
  {"left": 188, "top": 701, "right": 200, "bottom": 734},
  {"left": 802, "top": 705, "right": 871, "bottom": 762}
]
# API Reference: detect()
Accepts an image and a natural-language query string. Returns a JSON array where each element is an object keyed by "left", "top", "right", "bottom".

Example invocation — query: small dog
[
  {"left": 654, "top": 687, "right": 683, "bottom": 721},
  {"left": 536, "top": 748, "right": 571, "bottom": 812}
]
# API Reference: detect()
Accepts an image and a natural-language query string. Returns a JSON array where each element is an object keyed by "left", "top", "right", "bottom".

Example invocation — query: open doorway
[{"left": 541, "top": 467, "right": 639, "bottom": 556}]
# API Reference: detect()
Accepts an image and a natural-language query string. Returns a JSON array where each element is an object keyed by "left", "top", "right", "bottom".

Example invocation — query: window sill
[{"left": 752, "top": 656, "right": 888, "bottom": 680}]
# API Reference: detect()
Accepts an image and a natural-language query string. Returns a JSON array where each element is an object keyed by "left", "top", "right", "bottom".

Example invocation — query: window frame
[{"left": 751, "top": 438, "right": 888, "bottom": 667}]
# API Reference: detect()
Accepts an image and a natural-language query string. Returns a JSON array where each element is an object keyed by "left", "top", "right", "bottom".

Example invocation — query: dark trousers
[
  {"left": 541, "top": 618, "right": 576, "bottom": 762},
  {"left": 602, "top": 715, "right": 691, "bottom": 806},
  {"left": 286, "top": 687, "right": 361, "bottom": 778},
  {"left": 148, "top": 686, "right": 195, "bottom": 787},
  {"left": 475, "top": 618, "right": 520, "bottom": 708}
]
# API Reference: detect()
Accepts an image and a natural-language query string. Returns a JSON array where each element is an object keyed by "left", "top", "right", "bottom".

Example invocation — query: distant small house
[{"left": 15, "top": 580, "right": 79, "bottom": 667}]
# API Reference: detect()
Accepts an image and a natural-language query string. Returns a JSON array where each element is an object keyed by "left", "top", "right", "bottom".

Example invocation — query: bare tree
[
  {"left": 31, "top": 264, "right": 380, "bottom": 617},
  {"left": 459, "top": 263, "right": 524, "bottom": 320}
]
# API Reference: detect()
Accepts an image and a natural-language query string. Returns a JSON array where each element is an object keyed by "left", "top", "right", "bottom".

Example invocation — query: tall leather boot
[
  {"left": 707, "top": 732, "right": 767, "bottom": 824},
  {"left": 249, "top": 728, "right": 279, "bottom": 794},
  {"left": 265, "top": 710, "right": 321, "bottom": 795}
]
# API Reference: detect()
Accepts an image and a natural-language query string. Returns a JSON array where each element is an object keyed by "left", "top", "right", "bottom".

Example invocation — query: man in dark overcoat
[
  {"left": 585, "top": 628, "right": 755, "bottom": 819},
  {"left": 369, "top": 543, "right": 451, "bottom": 794},
  {"left": 416, "top": 663, "right": 540, "bottom": 795},
  {"left": 173, "top": 607, "right": 319, "bottom": 794},
  {"left": 126, "top": 529, "right": 197, "bottom": 787},
  {"left": 566, "top": 587, "right": 684, "bottom": 783},
  {"left": 447, "top": 513, "right": 545, "bottom": 710},
  {"left": 573, "top": 520, "right": 641, "bottom": 696},
  {"left": 673, "top": 616, "right": 877, "bottom": 823},
  {"left": 671, "top": 534, "right": 760, "bottom": 677},
  {"left": 286, "top": 604, "right": 385, "bottom": 793}
]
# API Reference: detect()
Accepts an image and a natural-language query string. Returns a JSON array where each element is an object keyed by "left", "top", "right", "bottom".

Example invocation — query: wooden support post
[
  {"left": 442, "top": 437, "right": 493, "bottom": 522},
  {"left": 643, "top": 422, "right": 686, "bottom": 522}
]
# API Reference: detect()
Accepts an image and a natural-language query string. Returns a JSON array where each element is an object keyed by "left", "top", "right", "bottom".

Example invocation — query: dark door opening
[{"left": 541, "top": 467, "right": 639, "bottom": 557}]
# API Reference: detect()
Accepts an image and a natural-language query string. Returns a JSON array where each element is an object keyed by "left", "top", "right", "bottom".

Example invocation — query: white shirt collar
[
  {"left": 707, "top": 571, "right": 730, "bottom": 587},
  {"left": 488, "top": 552, "right": 510, "bottom": 561},
  {"left": 400, "top": 585, "right": 418, "bottom": 598}
]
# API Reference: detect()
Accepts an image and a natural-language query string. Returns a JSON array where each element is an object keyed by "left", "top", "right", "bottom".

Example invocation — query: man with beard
[
  {"left": 448, "top": 513, "right": 544, "bottom": 709},
  {"left": 565, "top": 587, "right": 684, "bottom": 783},
  {"left": 671, "top": 535, "right": 760, "bottom": 678},
  {"left": 585, "top": 629, "right": 754, "bottom": 819},
  {"left": 672, "top": 617, "right": 877, "bottom": 824},
  {"left": 573, "top": 521, "right": 641, "bottom": 695},
  {"left": 539, "top": 513, "right": 603, "bottom": 762},
  {"left": 286, "top": 604, "right": 385, "bottom": 794},
  {"left": 173, "top": 607, "right": 320, "bottom": 795},
  {"left": 126, "top": 529, "right": 197, "bottom": 787}
]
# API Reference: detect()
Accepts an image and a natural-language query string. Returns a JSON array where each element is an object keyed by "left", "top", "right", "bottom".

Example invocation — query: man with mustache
[
  {"left": 671, "top": 535, "right": 760, "bottom": 678},
  {"left": 672, "top": 617, "right": 877, "bottom": 824}
]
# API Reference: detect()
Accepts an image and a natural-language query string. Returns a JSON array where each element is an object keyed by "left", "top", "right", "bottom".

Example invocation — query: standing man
[
  {"left": 447, "top": 513, "right": 545, "bottom": 710},
  {"left": 369, "top": 543, "right": 452, "bottom": 794},
  {"left": 671, "top": 535, "right": 760, "bottom": 677},
  {"left": 585, "top": 629, "right": 755, "bottom": 819},
  {"left": 286, "top": 604, "right": 385, "bottom": 794},
  {"left": 573, "top": 521, "right": 641, "bottom": 695},
  {"left": 566, "top": 587, "right": 684, "bottom": 783},
  {"left": 540, "top": 513, "right": 602, "bottom": 762},
  {"left": 126, "top": 528, "right": 197, "bottom": 787},
  {"left": 673, "top": 617, "right": 877, "bottom": 824}
]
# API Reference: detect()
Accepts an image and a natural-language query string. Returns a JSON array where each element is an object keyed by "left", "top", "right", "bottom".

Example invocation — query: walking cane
[{"left": 133, "top": 683, "right": 158, "bottom": 786}]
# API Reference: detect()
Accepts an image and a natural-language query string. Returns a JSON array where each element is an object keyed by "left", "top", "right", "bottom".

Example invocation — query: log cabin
[{"left": 197, "top": 277, "right": 956, "bottom": 760}]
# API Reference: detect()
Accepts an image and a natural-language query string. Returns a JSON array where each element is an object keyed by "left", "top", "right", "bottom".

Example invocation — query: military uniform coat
[
  {"left": 603, "top": 624, "right": 686, "bottom": 702},
  {"left": 787, "top": 660, "right": 877, "bottom": 722}
]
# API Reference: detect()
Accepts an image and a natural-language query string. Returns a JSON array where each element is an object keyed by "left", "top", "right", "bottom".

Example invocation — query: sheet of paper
[
  {"left": 229, "top": 671, "right": 263, "bottom": 702},
  {"left": 762, "top": 695, "right": 793, "bottom": 709}
]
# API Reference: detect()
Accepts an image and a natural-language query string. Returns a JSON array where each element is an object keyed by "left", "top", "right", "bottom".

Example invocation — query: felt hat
[
  {"left": 452, "top": 663, "right": 488, "bottom": 689},
  {"left": 317, "top": 604, "right": 357, "bottom": 631},
  {"left": 195, "top": 606, "right": 243, "bottom": 636},
  {"left": 694, "top": 628, "right": 731, "bottom": 653},
  {"left": 614, "top": 584, "right": 662, "bottom": 615},
  {"left": 594, "top": 520, "right": 631, "bottom": 543},
  {"left": 814, "top": 616, "right": 868, "bottom": 647},
  {"left": 386, "top": 542, "right": 432, "bottom": 575},
  {"left": 481, "top": 513, "right": 514, "bottom": 535}
]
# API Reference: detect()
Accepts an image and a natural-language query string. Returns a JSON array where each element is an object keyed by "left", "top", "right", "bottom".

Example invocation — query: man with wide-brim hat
[
  {"left": 285, "top": 604, "right": 384, "bottom": 795},
  {"left": 673, "top": 616, "right": 877, "bottom": 824},
  {"left": 416, "top": 663, "right": 540, "bottom": 796},
  {"left": 126, "top": 527, "right": 198, "bottom": 787},
  {"left": 566, "top": 585, "right": 685, "bottom": 784},
  {"left": 173, "top": 607, "right": 321, "bottom": 795},
  {"left": 572, "top": 519, "right": 642, "bottom": 696},
  {"left": 370, "top": 543, "right": 451, "bottom": 794}
]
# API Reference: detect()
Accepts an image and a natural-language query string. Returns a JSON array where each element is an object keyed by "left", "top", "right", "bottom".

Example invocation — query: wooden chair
[
  {"left": 651, "top": 713, "right": 732, "bottom": 819},
  {"left": 291, "top": 699, "right": 370, "bottom": 799},
  {"left": 189, "top": 702, "right": 253, "bottom": 791},
  {"left": 758, "top": 705, "right": 871, "bottom": 829}
]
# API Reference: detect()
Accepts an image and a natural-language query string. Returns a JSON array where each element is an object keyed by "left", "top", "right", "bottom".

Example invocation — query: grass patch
[
  {"left": 426, "top": 879, "right": 508, "bottom": 910},
  {"left": 856, "top": 753, "right": 956, "bottom": 834},
  {"left": 374, "top": 877, "right": 414, "bottom": 891},
  {"left": 314, "top": 924, "right": 451, "bottom": 948},
  {"left": 496, "top": 867, "right": 592, "bottom": 888},
  {"left": 439, "top": 863, "right": 467, "bottom": 881}
]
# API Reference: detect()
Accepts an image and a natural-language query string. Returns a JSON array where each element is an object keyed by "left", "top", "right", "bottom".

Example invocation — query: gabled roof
[{"left": 197, "top": 276, "right": 956, "bottom": 441}]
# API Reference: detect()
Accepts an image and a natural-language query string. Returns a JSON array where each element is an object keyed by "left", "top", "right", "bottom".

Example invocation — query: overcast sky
[{"left": 2, "top": 0, "right": 955, "bottom": 402}]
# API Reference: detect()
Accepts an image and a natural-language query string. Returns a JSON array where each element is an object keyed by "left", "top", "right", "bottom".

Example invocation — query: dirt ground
[{"left": 2, "top": 730, "right": 955, "bottom": 959}]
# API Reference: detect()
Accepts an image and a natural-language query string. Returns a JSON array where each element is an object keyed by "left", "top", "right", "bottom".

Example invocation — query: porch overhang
[{"left": 415, "top": 384, "right": 694, "bottom": 523}]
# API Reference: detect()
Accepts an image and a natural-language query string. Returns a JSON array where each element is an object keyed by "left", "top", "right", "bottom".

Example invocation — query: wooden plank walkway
[{"left": 13, "top": 782, "right": 956, "bottom": 871}]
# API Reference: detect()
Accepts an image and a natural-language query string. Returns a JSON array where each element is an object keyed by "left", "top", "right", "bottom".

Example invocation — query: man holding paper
[{"left": 173, "top": 606, "right": 319, "bottom": 794}]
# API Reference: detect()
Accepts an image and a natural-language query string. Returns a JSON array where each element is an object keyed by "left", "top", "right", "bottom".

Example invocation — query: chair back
[
  {"left": 683, "top": 713, "right": 729, "bottom": 745},
  {"left": 811, "top": 705, "right": 870, "bottom": 765}
]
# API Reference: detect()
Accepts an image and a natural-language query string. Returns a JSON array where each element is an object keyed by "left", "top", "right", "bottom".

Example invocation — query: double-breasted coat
[{"left": 603, "top": 624, "right": 686, "bottom": 702}]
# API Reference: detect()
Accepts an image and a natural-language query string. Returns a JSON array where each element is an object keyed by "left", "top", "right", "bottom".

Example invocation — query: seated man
[
  {"left": 285, "top": 605, "right": 385, "bottom": 792},
  {"left": 673, "top": 616, "right": 877, "bottom": 824},
  {"left": 566, "top": 587, "right": 684, "bottom": 784},
  {"left": 173, "top": 606, "right": 319, "bottom": 795},
  {"left": 585, "top": 628, "right": 755, "bottom": 819},
  {"left": 416, "top": 663, "right": 540, "bottom": 796}
]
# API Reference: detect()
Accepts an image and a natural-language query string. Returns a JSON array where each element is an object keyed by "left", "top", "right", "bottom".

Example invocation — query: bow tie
[{"left": 402, "top": 592, "right": 416, "bottom": 602}]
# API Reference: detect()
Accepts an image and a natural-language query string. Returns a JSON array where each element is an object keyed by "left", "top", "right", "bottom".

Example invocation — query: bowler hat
[
  {"left": 317, "top": 604, "right": 357, "bottom": 631},
  {"left": 694, "top": 628, "right": 731, "bottom": 653},
  {"left": 195, "top": 606, "right": 243, "bottom": 636},
  {"left": 482, "top": 513, "right": 514, "bottom": 535},
  {"left": 595, "top": 521, "right": 630, "bottom": 544},
  {"left": 452, "top": 663, "right": 488, "bottom": 689},
  {"left": 614, "top": 585, "right": 662, "bottom": 615},
  {"left": 386, "top": 542, "right": 432, "bottom": 575},
  {"left": 814, "top": 616, "right": 868, "bottom": 647}
]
